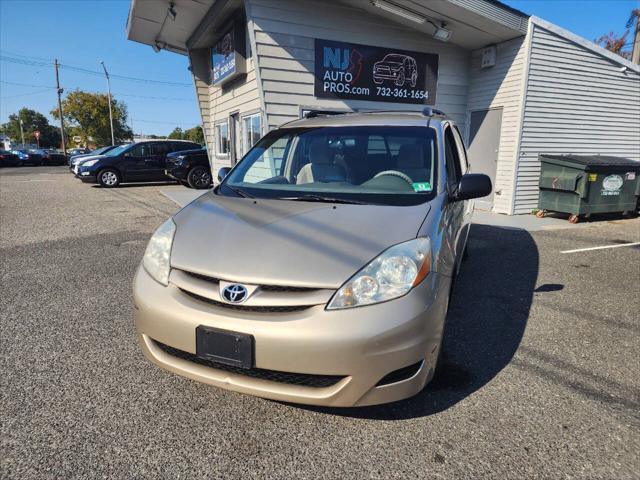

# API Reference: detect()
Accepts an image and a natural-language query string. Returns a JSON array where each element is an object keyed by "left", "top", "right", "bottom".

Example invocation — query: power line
[
  {"left": 0, "top": 80, "right": 194, "bottom": 102},
  {"left": 0, "top": 54, "right": 192, "bottom": 87},
  {"left": 0, "top": 89, "right": 52, "bottom": 100},
  {"left": 132, "top": 118, "right": 198, "bottom": 126}
]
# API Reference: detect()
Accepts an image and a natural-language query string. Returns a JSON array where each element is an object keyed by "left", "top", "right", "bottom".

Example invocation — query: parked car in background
[
  {"left": 0, "top": 150, "right": 21, "bottom": 167},
  {"left": 133, "top": 109, "right": 492, "bottom": 406},
  {"left": 77, "top": 140, "right": 202, "bottom": 187},
  {"left": 68, "top": 147, "right": 91, "bottom": 157},
  {"left": 165, "top": 148, "right": 211, "bottom": 189},
  {"left": 69, "top": 145, "right": 118, "bottom": 165},
  {"left": 31, "top": 149, "right": 67, "bottom": 166},
  {"left": 11, "top": 149, "right": 42, "bottom": 166}
]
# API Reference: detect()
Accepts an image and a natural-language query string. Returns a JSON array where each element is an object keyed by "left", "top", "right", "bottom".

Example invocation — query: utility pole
[
  {"left": 100, "top": 61, "right": 116, "bottom": 145},
  {"left": 54, "top": 59, "right": 67, "bottom": 156},
  {"left": 632, "top": 14, "right": 640, "bottom": 65},
  {"left": 18, "top": 118, "right": 25, "bottom": 147}
]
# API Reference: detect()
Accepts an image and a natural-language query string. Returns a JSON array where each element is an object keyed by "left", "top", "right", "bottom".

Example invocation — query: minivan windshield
[{"left": 221, "top": 126, "right": 437, "bottom": 206}]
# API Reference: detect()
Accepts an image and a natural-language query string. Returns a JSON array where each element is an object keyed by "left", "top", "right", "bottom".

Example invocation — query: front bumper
[
  {"left": 165, "top": 166, "right": 188, "bottom": 181},
  {"left": 133, "top": 266, "right": 450, "bottom": 407},
  {"left": 79, "top": 172, "right": 97, "bottom": 183}
]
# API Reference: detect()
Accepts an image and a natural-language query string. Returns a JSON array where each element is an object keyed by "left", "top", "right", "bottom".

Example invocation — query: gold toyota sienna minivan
[{"left": 133, "top": 109, "right": 491, "bottom": 407}]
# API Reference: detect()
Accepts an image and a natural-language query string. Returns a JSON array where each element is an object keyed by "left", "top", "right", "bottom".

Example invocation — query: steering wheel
[{"left": 373, "top": 170, "right": 413, "bottom": 186}]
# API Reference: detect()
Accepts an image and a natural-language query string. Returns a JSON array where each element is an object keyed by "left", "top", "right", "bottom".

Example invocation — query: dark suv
[
  {"left": 165, "top": 148, "right": 211, "bottom": 189},
  {"left": 77, "top": 140, "right": 201, "bottom": 187}
]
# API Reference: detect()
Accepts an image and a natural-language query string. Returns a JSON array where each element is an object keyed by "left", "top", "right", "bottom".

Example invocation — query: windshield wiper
[
  {"left": 223, "top": 184, "right": 254, "bottom": 198},
  {"left": 276, "top": 194, "right": 369, "bottom": 205}
]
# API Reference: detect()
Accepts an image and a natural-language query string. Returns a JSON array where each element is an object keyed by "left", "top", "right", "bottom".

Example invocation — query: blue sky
[{"left": 0, "top": 0, "right": 636, "bottom": 136}]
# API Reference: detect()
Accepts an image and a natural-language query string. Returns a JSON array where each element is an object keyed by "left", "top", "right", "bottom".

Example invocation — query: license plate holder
[{"left": 195, "top": 326, "right": 254, "bottom": 369}]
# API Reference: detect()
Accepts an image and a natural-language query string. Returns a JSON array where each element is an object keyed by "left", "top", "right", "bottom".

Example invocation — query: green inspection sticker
[{"left": 412, "top": 182, "right": 432, "bottom": 192}]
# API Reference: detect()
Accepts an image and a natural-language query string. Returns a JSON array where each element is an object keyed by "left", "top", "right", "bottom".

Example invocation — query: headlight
[
  {"left": 327, "top": 237, "right": 431, "bottom": 310},
  {"left": 143, "top": 219, "right": 176, "bottom": 286},
  {"left": 81, "top": 159, "right": 99, "bottom": 167}
]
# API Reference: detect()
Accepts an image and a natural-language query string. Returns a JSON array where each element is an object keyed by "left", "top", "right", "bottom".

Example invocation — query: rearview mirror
[
  {"left": 455, "top": 173, "right": 492, "bottom": 201},
  {"left": 218, "top": 167, "right": 231, "bottom": 182}
]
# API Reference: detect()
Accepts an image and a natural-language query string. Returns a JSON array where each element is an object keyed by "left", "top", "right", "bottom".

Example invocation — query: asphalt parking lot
[{"left": 1, "top": 166, "right": 639, "bottom": 479}]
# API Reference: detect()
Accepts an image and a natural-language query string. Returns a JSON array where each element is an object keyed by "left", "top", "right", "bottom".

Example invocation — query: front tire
[
  {"left": 187, "top": 166, "right": 212, "bottom": 189},
  {"left": 98, "top": 168, "right": 120, "bottom": 188}
]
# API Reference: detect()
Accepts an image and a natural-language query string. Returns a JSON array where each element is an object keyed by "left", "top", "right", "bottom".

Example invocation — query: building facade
[{"left": 127, "top": 0, "right": 640, "bottom": 215}]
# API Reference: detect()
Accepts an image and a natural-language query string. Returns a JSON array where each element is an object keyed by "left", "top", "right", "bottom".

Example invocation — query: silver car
[{"left": 133, "top": 109, "right": 491, "bottom": 407}]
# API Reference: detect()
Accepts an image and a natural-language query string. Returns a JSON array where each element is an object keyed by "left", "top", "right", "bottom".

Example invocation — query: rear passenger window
[{"left": 151, "top": 143, "right": 171, "bottom": 156}]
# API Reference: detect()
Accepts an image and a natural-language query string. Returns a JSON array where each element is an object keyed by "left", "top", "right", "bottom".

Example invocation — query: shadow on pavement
[
  {"left": 90, "top": 181, "right": 179, "bottom": 189},
  {"left": 299, "top": 224, "right": 539, "bottom": 419}
]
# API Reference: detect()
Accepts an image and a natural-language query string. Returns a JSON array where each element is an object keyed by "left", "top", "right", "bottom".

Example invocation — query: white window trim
[
  {"left": 241, "top": 112, "right": 262, "bottom": 156},
  {"left": 214, "top": 121, "right": 230, "bottom": 158}
]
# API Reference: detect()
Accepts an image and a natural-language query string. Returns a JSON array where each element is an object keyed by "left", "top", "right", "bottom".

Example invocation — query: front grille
[
  {"left": 180, "top": 289, "right": 312, "bottom": 313},
  {"left": 155, "top": 340, "right": 345, "bottom": 388},
  {"left": 376, "top": 361, "right": 423, "bottom": 386},
  {"left": 180, "top": 269, "right": 318, "bottom": 293}
]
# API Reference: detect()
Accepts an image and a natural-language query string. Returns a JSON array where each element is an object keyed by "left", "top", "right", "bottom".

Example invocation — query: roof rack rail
[
  {"left": 304, "top": 110, "right": 350, "bottom": 119},
  {"left": 422, "top": 106, "right": 446, "bottom": 117}
]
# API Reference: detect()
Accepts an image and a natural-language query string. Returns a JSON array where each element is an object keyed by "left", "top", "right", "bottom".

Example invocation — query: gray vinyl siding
[
  {"left": 467, "top": 36, "right": 527, "bottom": 214},
  {"left": 515, "top": 23, "right": 640, "bottom": 214},
  {"left": 247, "top": 0, "right": 471, "bottom": 133}
]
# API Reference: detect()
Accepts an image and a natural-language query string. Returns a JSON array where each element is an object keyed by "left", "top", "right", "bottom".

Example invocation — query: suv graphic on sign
[{"left": 373, "top": 54, "right": 418, "bottom": 87}]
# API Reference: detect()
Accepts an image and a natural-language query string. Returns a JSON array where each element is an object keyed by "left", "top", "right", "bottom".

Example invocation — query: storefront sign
[
  {"left": 212, "top": 26, "right": 246, "bottom": 86},
  {"left": 314, "top": 39, "right": 438, "bottom": 105}
]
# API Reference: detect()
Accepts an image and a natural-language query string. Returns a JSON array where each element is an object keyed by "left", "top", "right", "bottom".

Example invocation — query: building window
[
  {"left": 215, "top": 122, "right": 230, "bottom": 157},
  {"left": 242, "top": 113, "right": 261, "bottom": 155}
]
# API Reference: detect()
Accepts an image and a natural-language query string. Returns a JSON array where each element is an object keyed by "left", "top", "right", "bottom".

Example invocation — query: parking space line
[{"left": 561, "top": 242, "right": 640, "bottom": 254}]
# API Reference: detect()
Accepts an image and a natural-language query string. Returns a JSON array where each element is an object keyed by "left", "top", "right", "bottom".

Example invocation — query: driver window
[{"left": 444, "top": 126, "right": 462, "bottom": 190}]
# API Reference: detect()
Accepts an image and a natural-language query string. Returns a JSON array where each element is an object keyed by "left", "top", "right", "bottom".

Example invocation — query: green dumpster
[{"left": 537, "top": 154, "right": 640, "bottom": 223}]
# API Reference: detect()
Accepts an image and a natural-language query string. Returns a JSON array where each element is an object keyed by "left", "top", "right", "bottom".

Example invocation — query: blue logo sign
[{"left": 213, "top": 30, "right": 236, "bottom": 85}]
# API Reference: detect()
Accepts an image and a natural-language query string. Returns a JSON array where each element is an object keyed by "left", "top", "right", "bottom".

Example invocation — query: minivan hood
[{"left": 171, "top": 193, "right": 430, "bottom": 288}]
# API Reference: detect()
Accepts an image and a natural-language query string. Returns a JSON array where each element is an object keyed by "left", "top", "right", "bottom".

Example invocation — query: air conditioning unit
[{"left": 481, "top": 45, "right": 497, "bottom": 68}]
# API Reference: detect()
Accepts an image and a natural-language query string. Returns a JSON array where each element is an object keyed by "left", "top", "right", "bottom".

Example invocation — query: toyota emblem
[{"left": 222, "top": 284, "right": 248, "bottom": 303}]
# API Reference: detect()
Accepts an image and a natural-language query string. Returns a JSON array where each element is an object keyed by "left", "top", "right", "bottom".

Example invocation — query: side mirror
[
  {"left": 218, "top": 167, "right": 231, "bottom": 182},
  {"left": 455, "top": 173, "right": 492, "bottom": 201}
]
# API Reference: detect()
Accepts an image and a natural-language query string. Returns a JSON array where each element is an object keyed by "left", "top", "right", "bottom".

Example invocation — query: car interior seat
[{"left": 296, "top": 139, "right": 346, "bottom": 184}]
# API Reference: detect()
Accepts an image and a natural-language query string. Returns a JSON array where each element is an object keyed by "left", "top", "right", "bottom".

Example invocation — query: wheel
[
  {"left": 410, "top": 71, "right": 417, "bottom": 87},
  {"left": 98, "top": 168, "right": 120, "bottom": 188},
  {"left": 187, "top": 166, "right": 212, "bottom": 189},
  {"left": 395, "top": 70, "right": 405, "bottom": 86},
  {"left": 373, "top": 77, "right": 383, "bottom": 85},
  {"left": 568, "top": 214, "right": 580, "bottom": 224},
  {"left": 535, "top": 210, "right": 547, "bottom": 218}
]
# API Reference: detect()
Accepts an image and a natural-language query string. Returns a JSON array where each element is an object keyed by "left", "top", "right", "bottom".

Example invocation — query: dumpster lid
[{"left": 540, "top": 154, "right": 640, "bottom": 168}]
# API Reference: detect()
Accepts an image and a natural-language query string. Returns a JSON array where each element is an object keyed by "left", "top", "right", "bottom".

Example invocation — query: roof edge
[{"left": 531, "top": 16, "right": 640, "bottom": 73}]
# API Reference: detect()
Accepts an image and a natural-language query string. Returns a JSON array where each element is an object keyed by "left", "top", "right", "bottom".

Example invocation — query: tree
[
  {"left": 51, "top": 90, "right": 132, "bottom": 146},
  {"left": 595, "top": 8, "right": 639, "bottom": 60},
  {"left": 168, "top": 127, "right": 184, "bottom": 139},
  {"left": 595, "top": 31, "right": 630, "bottom": 59},
  {"left": 167, "top": 125, "right": 204, "bottom": 144},
  {"left": 0, "top": 108, "right": 61, "bottom": 148},
  {"left": 184, "top": 125, "right": 204, "bottom": 144}
]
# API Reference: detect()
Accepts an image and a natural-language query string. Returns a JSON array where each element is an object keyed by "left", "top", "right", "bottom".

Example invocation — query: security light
[
  {"left": 168, "top": 2, "right": 177, "bottom": 21},
  {"left": 152, "top": 42, "right": 162, "bottom": 53},
  {"left": 370, "top": 0, "right": 425, "bottom": 24},
  {"left": 429, "top": 21, "right": 452, "bottom": 42}
]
